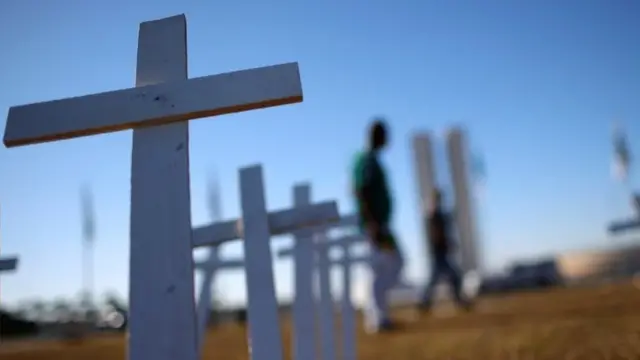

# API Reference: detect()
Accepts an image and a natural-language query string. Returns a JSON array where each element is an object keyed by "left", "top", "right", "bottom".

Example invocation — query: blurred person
[
  {"left": 351, "top": 118, "right": 405, "bottom": 333},
  {"left": 417, "top": 189, "right": 473, "bottom": 313}
]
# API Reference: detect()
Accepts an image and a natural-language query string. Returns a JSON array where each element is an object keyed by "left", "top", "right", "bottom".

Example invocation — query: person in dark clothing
[
  {"left": 351, "top": 118, "right": 404, "bottom": 333},
  {"left": 418, "top": 189, "right": 472, "bottom": 312}
]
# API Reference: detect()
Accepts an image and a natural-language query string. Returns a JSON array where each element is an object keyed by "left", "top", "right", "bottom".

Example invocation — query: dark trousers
[{"left": 420, "top": 252, "right": 466, "bottom": 306}]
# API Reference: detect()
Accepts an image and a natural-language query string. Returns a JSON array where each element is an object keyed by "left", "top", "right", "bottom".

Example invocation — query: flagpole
[{"left": 81, "top": 185, "right": 96, "bottom": 322}]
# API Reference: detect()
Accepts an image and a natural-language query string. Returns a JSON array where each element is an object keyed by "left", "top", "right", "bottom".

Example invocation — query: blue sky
[{"left": 0, "top": 1, "right": 638, "bottom": 308}]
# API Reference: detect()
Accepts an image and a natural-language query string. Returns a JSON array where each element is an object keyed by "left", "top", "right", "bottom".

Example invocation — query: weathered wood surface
[
  {"left": 4, "top": 62, "right": 302, "bottom": 147},
  {"left": 127, "top": 15, "right": 197, "bottom": 360}
]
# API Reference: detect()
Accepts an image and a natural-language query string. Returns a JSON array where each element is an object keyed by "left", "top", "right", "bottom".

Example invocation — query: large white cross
[
  {"left": 3, "top": 14, "right": 302, "bottom": 360},
  {"left": 191, "top": 165, "right": 340, "bottom": 360}
]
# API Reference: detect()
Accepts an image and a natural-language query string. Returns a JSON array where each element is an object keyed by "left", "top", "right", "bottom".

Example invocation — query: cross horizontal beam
[
  {"left": 193, "top": 258, "right": 245, "bottom": 270},
  {"left": 331, "top": 214, "right": 358, "bottom": 228},
  {"left": 277, "top": 234, "right": 366, "bottom": 257},
  {"left": 608, "top": 218, "right": 640, "bottom": 234},
  {"left": 0, "top": 257, "right": 19, "bottom": 272},
  {"left": 191, "top": 201, "right": 339, "bottom": 248},
  {"left": 327, "top": 254, "right": 369, "bottom": 265},
  {"left": 4, "top": 63, "right": 303, "bottom": 147}
]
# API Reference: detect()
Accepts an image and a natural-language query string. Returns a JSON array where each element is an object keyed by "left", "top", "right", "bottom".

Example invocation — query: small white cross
[{"left": 192, "top": 165, "right": 340, "bottom": 360}]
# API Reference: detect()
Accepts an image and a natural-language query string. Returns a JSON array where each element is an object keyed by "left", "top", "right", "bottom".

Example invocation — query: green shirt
[{"left": 352, "top": 150, "right": 393, "bottom": 228}]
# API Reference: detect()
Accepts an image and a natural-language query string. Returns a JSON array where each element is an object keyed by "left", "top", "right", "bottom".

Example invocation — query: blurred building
[
  {"left": 412, "top": 133, "right": 437, "bottom": 264},
  {"left": 555, "top": 243, "right": 640, "bottom": 284},
  {"left": 446, "top": 128, "right": 481, "bottom": 274},
  {"left": 412, "top": 128, "right": 482, "bottom": 275}
]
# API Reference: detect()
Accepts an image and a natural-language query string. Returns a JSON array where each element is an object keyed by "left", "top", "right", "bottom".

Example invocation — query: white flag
[{"left": 611, "top": 124, "right": 631, "bottom": 182}]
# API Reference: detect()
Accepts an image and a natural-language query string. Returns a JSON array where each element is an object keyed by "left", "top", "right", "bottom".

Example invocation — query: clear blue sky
[{"left": 0, "top": 1, "right": 638, "bottom": 308}]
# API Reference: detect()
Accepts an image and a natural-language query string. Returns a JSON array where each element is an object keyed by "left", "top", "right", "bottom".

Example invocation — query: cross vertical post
[
  {"left": 128, "top": 16, "right": 197, "bottom": 360},
  {"left": 291, "top": 184, "right": 316, "bottom": 360},
  {"left": 316, "top": 232, "right": 337, "bottom": 360},
  {"left": 339, "top": 241, "right": 357, "bottom": 360},
  {"left": 239, "top": 166, "right": 284, "bottom": 360},
  {"left": 277, "top": 231, "right": 367, "bottom": 360}
]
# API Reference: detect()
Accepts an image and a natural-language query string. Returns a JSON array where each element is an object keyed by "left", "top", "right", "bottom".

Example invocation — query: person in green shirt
[{"left": 352, "top": 118, "right": 404, "bottom": 333}]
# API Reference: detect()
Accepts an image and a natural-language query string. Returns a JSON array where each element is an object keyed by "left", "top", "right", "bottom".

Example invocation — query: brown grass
[{"left": 2, "top": 281, "right": 640, "bottom": 360}]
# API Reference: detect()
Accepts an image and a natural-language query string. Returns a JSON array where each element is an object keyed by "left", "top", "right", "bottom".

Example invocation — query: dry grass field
[{"left": 2, "top": 281, "right": 640, "bottom": 360}]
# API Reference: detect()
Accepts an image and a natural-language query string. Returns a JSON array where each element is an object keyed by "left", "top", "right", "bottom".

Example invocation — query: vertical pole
[
  {"left": 340, "top": 242, "right": 357, "bottom": 360},
  {"left": 239, "top": 165, "right": 284, "bottom": 360},
  {"left": 291, "top": 184, "right": 316, "bottom": 360},
  {"left": 316, "top": 235, "right": 337, "bottom": 360},
  {"left": 128, "top": 15, "right": 197, "bottom": 360},
  {"left": 81, "top": 185, "right": 96, "bottom": 321}
]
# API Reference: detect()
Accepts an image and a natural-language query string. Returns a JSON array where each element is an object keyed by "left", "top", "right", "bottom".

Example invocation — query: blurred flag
[
  {"left": 207, "top": 170, "right": 223, "bottom": 222},
  {"left": 81, "top": 185, "right": 95, "bottom": 243},
  {"left": 470, "top": 151, "right": 487, "bottom": 200},
  {"left": 611, "top": 123, "right": 631, "bottom": 182},
  {"left": 470, "top": 151, "right": 486, "bottom": 184}
]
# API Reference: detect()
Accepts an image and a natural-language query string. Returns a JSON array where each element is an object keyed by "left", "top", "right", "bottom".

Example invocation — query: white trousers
[{"left": 365, "top": 248, "right": 404, "bottom": 330}]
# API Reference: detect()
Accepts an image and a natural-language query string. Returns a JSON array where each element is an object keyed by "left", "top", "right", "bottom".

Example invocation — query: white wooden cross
[
  {"left": 278, "top": 214, "right": 368, "bottom": 360},
  {"left": 279, "top": 235, "right": 368, "bottom": 360},
  {"left": 193, "top": 249, "right": 245, "bottom": 354},
  {"left": 3, "top": 14, "right": 302, "bottom": 360},
  {"left": 191, "top": 165, "right": 340, "bottom": 360}
]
